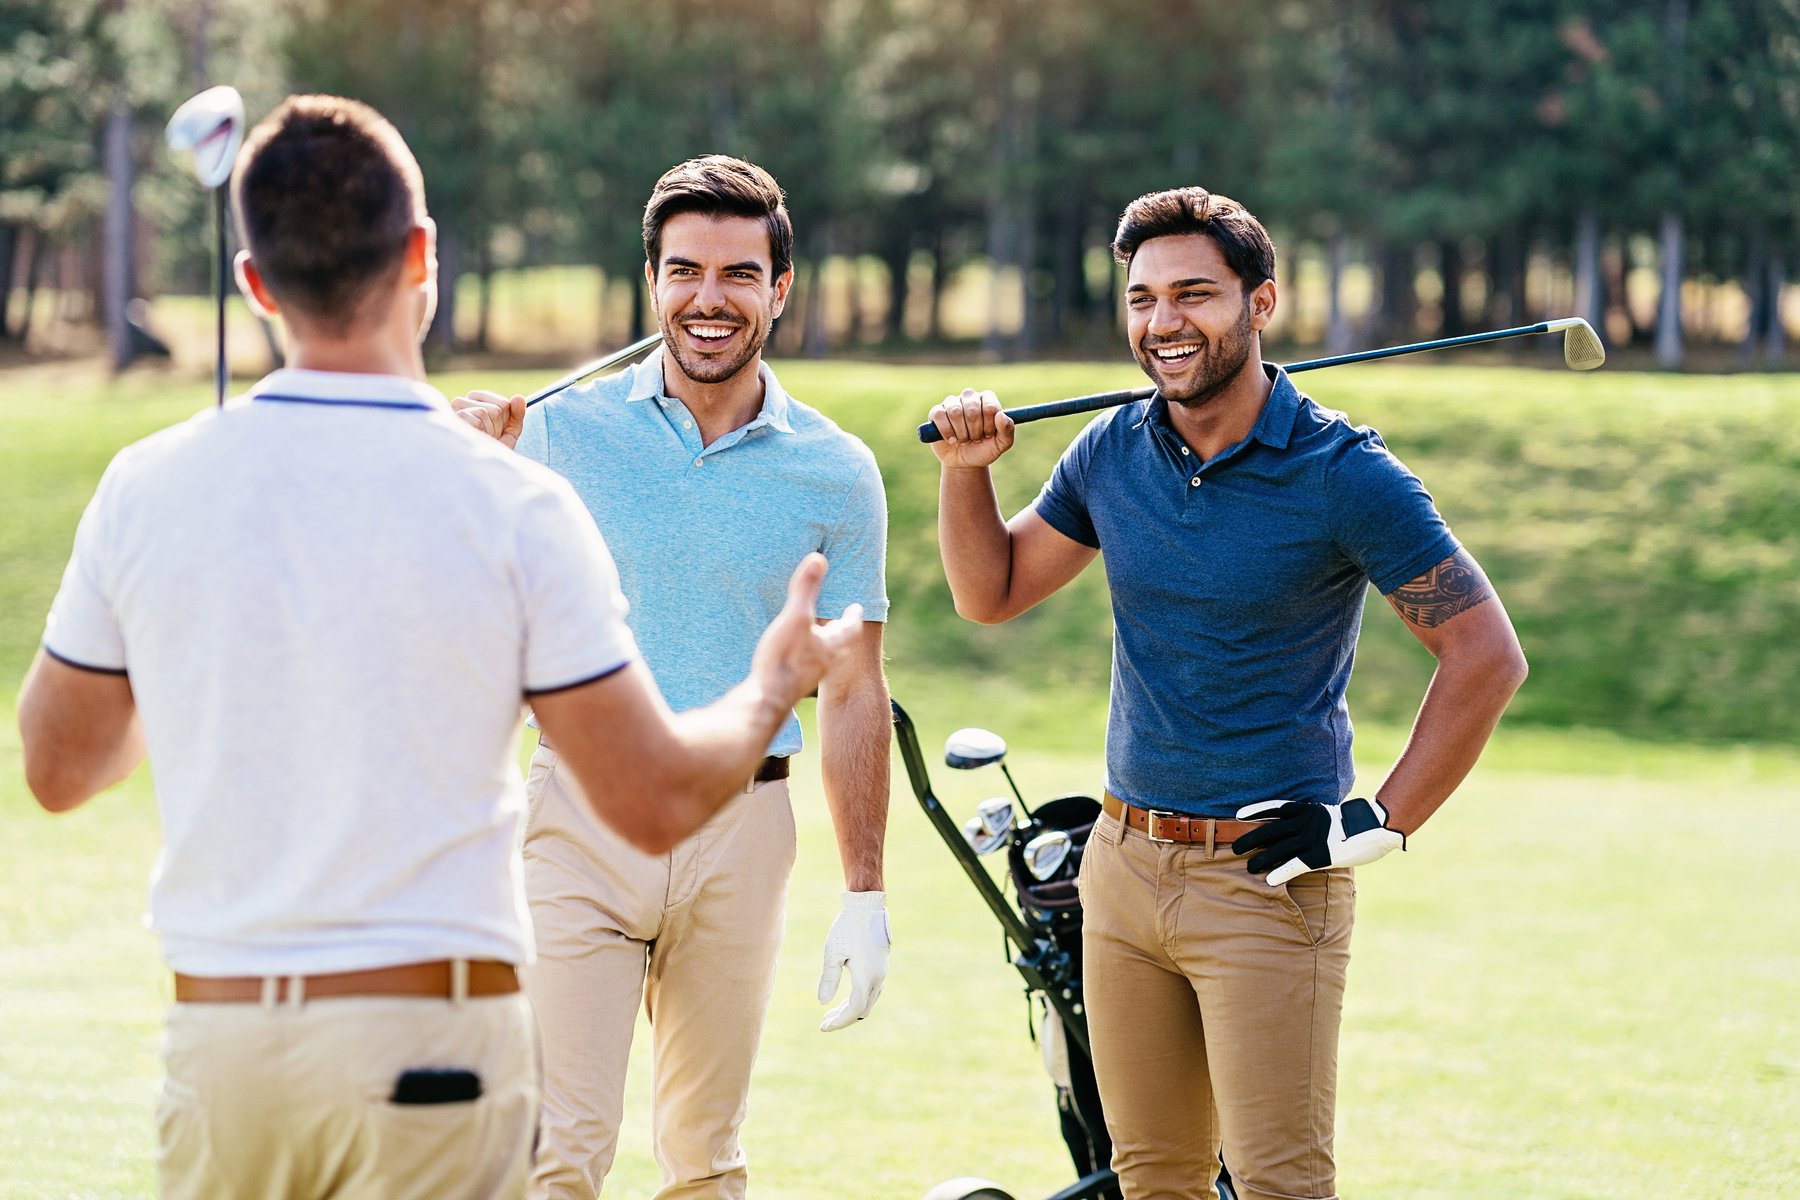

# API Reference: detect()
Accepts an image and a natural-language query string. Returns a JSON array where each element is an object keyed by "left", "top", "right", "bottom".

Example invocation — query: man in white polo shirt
[{"left": 16, "top": 95, "right": 862, "bottom": 1200}]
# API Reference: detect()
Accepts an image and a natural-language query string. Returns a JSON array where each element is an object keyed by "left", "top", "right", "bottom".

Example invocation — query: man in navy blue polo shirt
[{"left": 927, "top": 187, "right": 1528, "bottom": 1200}]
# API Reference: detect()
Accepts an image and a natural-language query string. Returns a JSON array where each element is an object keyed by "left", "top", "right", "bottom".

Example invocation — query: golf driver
[
  {"left": 1022, "top": 830, "right": 1073, "bottom": 881},
  {"left": 524, "top": 332, "right": 664, "bottom": 407},
  {"left": 165, "top": 86, "right": 246, "bottom": 408},
  {"left": 917, "top": 316, "right": 1606, "bottom": 443}
]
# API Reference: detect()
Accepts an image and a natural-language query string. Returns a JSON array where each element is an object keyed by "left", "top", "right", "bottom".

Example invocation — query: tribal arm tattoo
[{"left": 1386, "top": 549, "right": 1496, "bottom": 628}]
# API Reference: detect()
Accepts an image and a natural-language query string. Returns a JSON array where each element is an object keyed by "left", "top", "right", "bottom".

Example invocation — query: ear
[
  {"left": 404, "top": 221, "right": 436, "bottom": 289},
  {"left": 1248, "top": 277, "right": 1277, "bottom": 332},
  {"left": 643, "top": 259, "right": 661, "bottom": 315},
  {"left": 236, "top": 251, "right": 279, "bottom": 318},
  {"left": 770, "top": 267, "right": 794, "bottom": 319}
]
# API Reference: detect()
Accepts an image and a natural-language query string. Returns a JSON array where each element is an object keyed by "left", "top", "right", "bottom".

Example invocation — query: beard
[
  {"left": 658, "top": 304, "right": 772, "bottom": 386},
  {"left": 1135, "top": 298, "right": 1256, "bottom": 409}
]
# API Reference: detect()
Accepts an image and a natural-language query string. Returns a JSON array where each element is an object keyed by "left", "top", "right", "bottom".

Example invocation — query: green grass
[
  {"left": 5, "top": 712, "right": 1799, "bottom": 1197},
  {"left": 5, "top": 357, "right": 1800, "bottom": 1195}
]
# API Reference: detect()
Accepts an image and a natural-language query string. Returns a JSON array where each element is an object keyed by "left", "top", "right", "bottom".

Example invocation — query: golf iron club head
[
  {"left": 166, "top": 86, "right": 246, "bottom": 189},
  {"left": 1022, "top": 830, "right": 1073, "bottom": 881},
  {"left": 1546, "top": 316, "right": 1607, "bottom": 370},
  {"left": 976, "top": 796, "right": 1016, "bottom": 839},
  {"left": 962, "top": 815, "right": 1009, "bottom": 857}
]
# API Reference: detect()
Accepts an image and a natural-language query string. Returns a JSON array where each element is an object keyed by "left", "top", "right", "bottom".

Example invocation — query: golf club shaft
[
  {"left": 215, "top": 188, "right": 228, "bottom": 407},
  {"left": 915, "top": 319, "right": 1569, "bottom": 443},
  {"left": 524, "top": 332, "right": 664, "bottom": 407}
]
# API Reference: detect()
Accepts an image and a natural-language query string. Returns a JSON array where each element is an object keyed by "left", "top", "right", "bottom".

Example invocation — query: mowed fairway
[{"left": 3, "top": 359, "right": 1799, "bottom": 1198}]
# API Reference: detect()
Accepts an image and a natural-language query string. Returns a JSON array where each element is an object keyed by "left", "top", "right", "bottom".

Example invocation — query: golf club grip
[{"left": 916, "top": 386, "right": 1154, "bottom": 443}]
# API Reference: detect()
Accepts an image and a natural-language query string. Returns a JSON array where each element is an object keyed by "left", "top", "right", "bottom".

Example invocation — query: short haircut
[
  {"left": 642, "top": 156, "right": 794, "bottom": 280},
  {"left": 1111, "top": 187, "right": 1276, "bottom": 291},
  {"left": 231, "top": 95, "right": 425, "bottom": 331}
]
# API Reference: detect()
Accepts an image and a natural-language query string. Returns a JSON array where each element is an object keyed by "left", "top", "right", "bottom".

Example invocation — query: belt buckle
[{"left": 1144, "top": 809, "right": 1177, "bottom": 843}]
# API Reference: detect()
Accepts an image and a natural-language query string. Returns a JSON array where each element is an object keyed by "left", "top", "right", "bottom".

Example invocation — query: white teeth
[
  {"left": 1154, "top": 346, "right": 1197, "bottom": 360},
  {"left": 686, "top": 325, "right": 735, "bottom": 339}
]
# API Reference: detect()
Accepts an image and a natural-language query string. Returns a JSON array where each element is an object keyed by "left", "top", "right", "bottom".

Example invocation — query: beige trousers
[
  {"left": 521, "top": 743, "right": 795, "bottom": 1200},
  {"left": 1080, "top": 810, "right": 1355, "bottom": 1200},
  {"left": 156, "top": 992, "right": 537, "bottom": 1200}
]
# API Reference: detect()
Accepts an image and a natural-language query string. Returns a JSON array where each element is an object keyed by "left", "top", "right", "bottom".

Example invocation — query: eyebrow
[
  {"left": 1126, "top": 276, "right": 1220, "bottom": 293},
  {"left": 663, "top": 255, "right": 766, "bottom": 276}
]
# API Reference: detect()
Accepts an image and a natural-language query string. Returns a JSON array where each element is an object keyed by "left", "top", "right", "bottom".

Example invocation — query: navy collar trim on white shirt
[{"left": 253, "top": 394, "right": 434, "bottom": 411}]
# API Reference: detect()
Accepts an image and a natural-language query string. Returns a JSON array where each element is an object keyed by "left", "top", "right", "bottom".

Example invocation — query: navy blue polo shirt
[{"left": 1035, "top": 365, "right": 1458, "bottom": 816}]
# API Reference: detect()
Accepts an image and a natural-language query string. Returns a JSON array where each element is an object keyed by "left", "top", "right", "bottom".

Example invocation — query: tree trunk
[
  {"left": 1739, "top": 233, "right": 1765, "bottom": 365},
  {"left": 1655, "top": 209, "right": 1683, "bottom": 368},
  {"left": 1325, "top": 229, "right": 1351, "bottom": 354},
  {"left": 104, "top": 94, "right": 136, "bottom": 371},
  {"left": 802, "top": 221, "right": 830, "bottom": 359},
  {"left": 928, "top": 229, "right": 947, "bottom": 342},
  {"left": 881, "top": 234, "right": 911, "bottom": 343},
  {"left": 0, "top": 224, "right": 16, "bottom": 339},
  {"left": 1765, "top": 256, "right": 1787, "bottom": 365},
  {"left": 1376, "top": 241, "right": 1417, "bottom": 343},
  {"left": 1438, "top": 239, "right": 1465, "bottom": 337},
  {"left": 17, "top": 229, "right": 44, "bottom": 343},
  {"left": 475, "top": 241, "right": 492, "bottom": 353},
  {"left": 1573, "top": 206, "right": 1603, "bottom": 334}
]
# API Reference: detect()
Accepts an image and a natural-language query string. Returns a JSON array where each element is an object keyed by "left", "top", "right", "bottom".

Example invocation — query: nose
[
  {"left": 1147, "top": 297, "right": 1185, "bottom": 337},
  {"left": 694, "top": 271, "right": 727, "bottom": 313}
]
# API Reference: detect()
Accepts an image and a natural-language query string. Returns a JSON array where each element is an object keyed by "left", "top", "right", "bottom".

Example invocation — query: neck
[
  {"left": 663, "top": 354, "right": 768, "bottom": 446},
  {"left": 282, "top": 313, "right": 426, "bottom": 381},
  {"left": 1164, "top": 356, "right": 1274, "bottom": 462}
]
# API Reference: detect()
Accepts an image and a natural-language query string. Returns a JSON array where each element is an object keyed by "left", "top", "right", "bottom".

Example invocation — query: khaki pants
[
  {"left": 1080, "top": 810, "right": 1355, "bottom": 1200},
  {"left": 522, "top": 744, "right": 795, "bottom": 1200},
  {"left": 156, "top": 992, "right": 537, "bottom": 1200}
]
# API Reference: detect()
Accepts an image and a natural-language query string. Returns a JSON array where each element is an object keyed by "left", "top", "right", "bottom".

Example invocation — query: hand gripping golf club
[
  {"left": 916, "top": 316, "right": 1606, "bottom": 443},
  {"left": 524, "top": 332, "right": 664, "bottom": 407},
  {"left": 165, "top": 86, "right": 247, "bottom": 408}
]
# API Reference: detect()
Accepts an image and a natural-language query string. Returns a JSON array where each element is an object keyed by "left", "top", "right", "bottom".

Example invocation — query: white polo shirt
[{"left": 42, "top": 369, "right": 637, "bottom": 976}]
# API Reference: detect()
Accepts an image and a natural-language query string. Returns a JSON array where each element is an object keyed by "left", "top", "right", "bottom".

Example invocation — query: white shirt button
[
  {"left": 694, "top": 458, "right": 704, "bottom": 468},
  {"left": 1190, "top": 476, "right": 1202, "bottom": 487},
  {"left": 684, "top": 420, "right": 693, "bottom": 429}
]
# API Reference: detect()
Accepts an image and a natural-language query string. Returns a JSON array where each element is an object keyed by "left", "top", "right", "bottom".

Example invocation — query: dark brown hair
[
  {"left": 1111, "top": 187, "right": 1276, "bottom": 291},
  {"left": 642, "top": 156, "right": 794, "bottom": 280},
  {"left": 231, "top": 95, "right": 424, "bottom": 331}
]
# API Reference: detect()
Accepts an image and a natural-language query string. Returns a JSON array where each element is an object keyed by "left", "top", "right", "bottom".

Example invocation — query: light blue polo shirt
[
  {"left": 1035, "top": 365, "right": 1459, "bottom": 816},
  {"left": 517, "top": 352, "right": 888, "bottom": 757}
]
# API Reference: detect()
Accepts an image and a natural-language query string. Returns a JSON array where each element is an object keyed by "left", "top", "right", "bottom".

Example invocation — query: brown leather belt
[
  {"left": 1102, "top": 792, "right": 1267, "bottom": 845},
  {"left": 173, "top": 959, "right": 519, "bottom": 1004},
  {"left": 537, "top": 731, "right": 788, "bottom": 786}
]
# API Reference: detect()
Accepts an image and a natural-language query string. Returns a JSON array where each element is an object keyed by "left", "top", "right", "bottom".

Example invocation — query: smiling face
[
  {"left": 647, "top": 212, "right": 792, "bottom": 386},
  {"left": 1125, "top": 233, "right": 1275, "bottom": 409}
]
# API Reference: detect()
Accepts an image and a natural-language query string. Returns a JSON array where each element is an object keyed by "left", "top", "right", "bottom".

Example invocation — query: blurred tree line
[{"left": 3, "top": 0, "right": 1796, "bottom": 367}]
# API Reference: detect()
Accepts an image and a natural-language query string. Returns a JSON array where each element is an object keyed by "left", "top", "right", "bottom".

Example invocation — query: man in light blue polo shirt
[
  {"left": 927, "top": 187, "right": 1528, "bottom": 1200},
  {"left": 457, "top": 156, "right": 890, "bottom": 1200}
]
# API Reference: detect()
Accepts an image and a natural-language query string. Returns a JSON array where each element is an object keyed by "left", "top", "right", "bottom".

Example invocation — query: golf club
[
  {"left": 977, "top": 796, "right": 1017, "bottom": 838},
  {"left": 916, "top": 316, "right": 1606, "bottom": 444},
  {"left": 1022, "top": 830, "right": 1073, "bottom": 881},
  {"left": 962, "top": 815, "right": 1009, "bottom": 857},
  {"left": 165, "top": 86, "right": 246, "bottom": 408},
  {"left": 524, "top": 332, "right": 664, "bottom": 408}
]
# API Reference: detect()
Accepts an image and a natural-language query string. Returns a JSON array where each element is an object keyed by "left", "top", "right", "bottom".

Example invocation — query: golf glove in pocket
[
  {"left": 1232, "top": 797, "right": 1405, "bottom": 886},
  {"left": 818, "top": 890, "right": 890, "bottom": 1032}
]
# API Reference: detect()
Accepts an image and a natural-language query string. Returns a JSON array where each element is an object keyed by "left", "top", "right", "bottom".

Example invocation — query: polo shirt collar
[
  {"left": 247, "top": 369, "right": 447, "bottom": 411},
  {"left": 625, "top": 350, "right": 795, "bottom": 435},
  {"left": 1131, "top": 361, "right": 1301, "bottom": 450}
]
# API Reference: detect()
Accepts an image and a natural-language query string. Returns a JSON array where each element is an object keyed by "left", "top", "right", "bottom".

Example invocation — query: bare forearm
[
  {"left": 819, "top": 678, "right": 891, "bottom": 892},
  {"left": 938, "top": 466, "right": 1016, "bottom": 622},
  {"left": 18, "top": 652, "right": 144, "bottom": 813},
  {"left": 1376, "top": 650, "right": 1527, "bottom": 835}
]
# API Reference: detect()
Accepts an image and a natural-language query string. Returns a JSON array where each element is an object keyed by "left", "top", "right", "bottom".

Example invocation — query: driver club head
[
  {"left": 1023, "top": 830, "right": 1073, "bottom": 881},
  {"left": 1547, "top": 316, "right": 1606, "bottom": 370},
  {"left": 944, "top": 727, "right": 1007, "bottom": 771},
  {"left": 962, "top": 816, "right": 1009, "bottom": 857},
  {"left": 166, "top": 85, "right": 246, "bottom": 189}
]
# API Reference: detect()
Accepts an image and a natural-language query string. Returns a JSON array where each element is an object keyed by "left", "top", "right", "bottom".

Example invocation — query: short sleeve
[
  {"left": 42, "top": 462, "right": 128, "bottom": 673},
  {"left": 817, "top": 453, "right": 890, "bottom": 621},
  {"left": 515, "top": 405, "right": 549, "bottom": 466},
  {"left": 1033, "top": 423, "right": 1101, "bottom": 549},
  {"left": 1326, "top": 430, "right": 1460, "bottom": 595},
  {"left": 516, "top": 476, "right": 639, "bottom": 695}
]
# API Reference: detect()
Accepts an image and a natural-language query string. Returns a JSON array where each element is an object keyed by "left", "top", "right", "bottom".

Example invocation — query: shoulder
[
  {"left": 95, "top": 406, "right": 230, "bottom": 498},
  {"left": 780, "top": 394, "right": 880, "bottom": 476}
]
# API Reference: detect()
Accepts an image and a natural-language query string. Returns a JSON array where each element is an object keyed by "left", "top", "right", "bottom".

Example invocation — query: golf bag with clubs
[{"left": 895, "top": 700, "right": 1235, "bottom": 1200}]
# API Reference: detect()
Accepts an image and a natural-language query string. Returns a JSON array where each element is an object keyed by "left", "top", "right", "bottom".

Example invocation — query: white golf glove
[
  {"left": 1231, "top": 797, "right": 1406, "bottom": 886},
  {"left": 817, "top": 890, "right": 890, "bottom": 1032}
]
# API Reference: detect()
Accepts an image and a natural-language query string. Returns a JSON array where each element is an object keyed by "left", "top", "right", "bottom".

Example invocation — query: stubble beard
[
  {"left": 660, "top": 306, "right": 772, "bottom": 386},
  {"left": 1138, "top": 299, "right": 1256, "bottom": 410}
]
